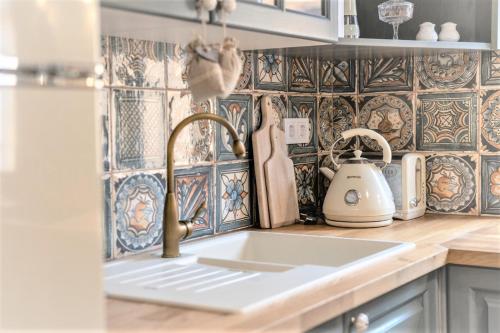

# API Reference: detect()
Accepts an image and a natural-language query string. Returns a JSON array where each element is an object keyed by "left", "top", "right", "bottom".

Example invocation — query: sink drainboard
[{"left": 107, "top": 263, "right": 261, "bottom": 293}]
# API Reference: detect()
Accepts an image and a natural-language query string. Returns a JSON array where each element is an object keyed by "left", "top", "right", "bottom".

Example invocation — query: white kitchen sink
[{"left": 105, "top": 231, "right": 414, "bottom": 313}]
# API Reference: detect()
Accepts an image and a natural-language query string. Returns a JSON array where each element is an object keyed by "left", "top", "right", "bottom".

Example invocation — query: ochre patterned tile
[
  {"left": 360, "top": 56, "right": 413, "bottom": 92},
  {"left": 168, "top": 92, "right": 214, "bottom": 165},
  {"left": 416, "top": 92, "right": 477, "bottom": 151},
  {"left": 426, "top": 154, "right": 477, "bottom": 215},
  {"left": 318, "top": 96, "right": 356, "bottom": 151},
  {"left": 288, "top": 96, "right": 318, "bottom": 154},
  {"left": 112, "top": 89, "right": 166, "bottom": 170},
  {"left": 254, "top": 50, "right": 286, "bottom": 90},
  {"left": 319, "top": 58, "right": 356, "bottom": 93},
  {"left": 481, "top": 50, "right": 500, "bottom": 86},
  {"left": 216, "top": 94, "right": 252, "bottom": 161},
  {"left": 113, "top": 172, "right": 165, "bottom": 256},
  {"left": 288, "top": 56, "right": 317, "bottom": 92},
  {"left": 481, "top": 155, "right": 500, "bottom": 215},
  {"left": 110, "top": 37, "right": 166, "bottom": 88},
  {"left": 216, "top": 162, "right": 252, "bottom": 232},
  {"left": 359, "top": 94, "right": 414, "bottom": 152},
  {"left": 480, "top": 90, "right": 500, "bottom": 152},
  {"left": 416, "top": 51, "right": 478, "bottom": 90},
  {"left": 175, "top": 166, "right": 214, "bottom": 238}
]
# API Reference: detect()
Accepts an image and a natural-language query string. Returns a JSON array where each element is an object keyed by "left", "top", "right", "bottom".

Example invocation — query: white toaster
[{"left": 382, "top": 153, "right": 426, "bottom": 220}]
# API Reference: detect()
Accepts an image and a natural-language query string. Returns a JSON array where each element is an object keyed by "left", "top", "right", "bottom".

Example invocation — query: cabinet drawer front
[
  {"left": 448, "top": 265, "right": 500, "bottom": 333},
  {"left": 344, "top": 271, "right": 442, "bottom": 333}
]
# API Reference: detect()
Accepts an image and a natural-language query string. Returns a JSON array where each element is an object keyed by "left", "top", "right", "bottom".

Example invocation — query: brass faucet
[{"left": 162, "top": 113, "right": 246, "bottom": 258}]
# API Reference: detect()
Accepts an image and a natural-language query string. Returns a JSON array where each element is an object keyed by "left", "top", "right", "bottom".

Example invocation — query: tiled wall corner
[
  {"left": 101, "top": 35, "right": 499, "bottom": 260},
  {"left": 101, "top": 36, "right": 261, "bottom": 260}
]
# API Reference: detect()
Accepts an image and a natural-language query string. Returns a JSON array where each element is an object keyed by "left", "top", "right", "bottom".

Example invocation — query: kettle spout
[{"left": 320, "top": 167, "right": 335, "bottom": 181}]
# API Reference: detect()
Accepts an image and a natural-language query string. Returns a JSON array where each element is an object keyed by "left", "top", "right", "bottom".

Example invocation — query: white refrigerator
[{"left": 1, "top": 0, "right": 104, "bottom": 331}]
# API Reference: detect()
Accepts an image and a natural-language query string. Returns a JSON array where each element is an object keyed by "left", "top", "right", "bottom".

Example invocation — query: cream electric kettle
[{"left": 320, "top": 128, "right": 395, "bottom": 228}]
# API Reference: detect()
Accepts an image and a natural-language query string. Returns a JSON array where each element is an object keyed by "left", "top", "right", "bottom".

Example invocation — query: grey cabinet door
[
  {"left": 102, "top": 0, "right": 340, "bottom": 42},
  {"left": 307, "top": 270, "right": 444, "bottom": 333},
  {"left": 102, "top": 0, "right": 200, "bottom": 22},
  {"left": 213, "top": 0, "right": 340, "bottom": 42},
  {"left": 344, "top": 270, "right": 443, "bottom": 333},
  {"left": 448, "top": 265, "right": 500, "bottom": 333}
]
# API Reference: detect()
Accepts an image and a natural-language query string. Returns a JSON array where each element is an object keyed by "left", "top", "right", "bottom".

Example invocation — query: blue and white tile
[
  {"left": 235, "top": 51, "right": 253, "bottom": 91},
  {"left": 293, "top": 155, "right": 318, "bottom": 213},
  {"left": 319, "top": 58, "right": 356, "bottom": 93},
  {"left": 216, "top": 162, "right": 252, "bottom": 232},
  {"left": 426, "top": 154, "right": 477, "bottom": 215},
  {"left": 360, "top": 56, "right": 413, "bottom": 93},
  {"left": 99, "top": 88, "right": 110, "bottom": 172},
  {"left": 416, "top": 92, "right": 477, "bottom": 151},
  {"left": 168, "top": 92, "right": 214, "bottom": 165},
  {"left": 110, "top": 36, "right": 166, "bottom": 88},
  {"left": 480, "top": 90, "right": 500, "bottom": 152},
  {"left": 481, "top": 155, "right": 500, "bottom": 215},
  {"left": 288, "top": 96, "right": 318, "bottom": 154},
  {"left": 113, "top": 172, "right": 166, "bottom": 256},
  {"left": 167, "top": 43, "right": 189, "bottom": 89},
  {"left": 103, "top": 175, "right": 112, "bottom": 259},
  {"left": 254, "top": 50, "right": 286, "bottom": 90},
  {"left": 100, "top": 35, "right": 110, "bottom": 86},
  {"left": 216, "top": 94, "right": 252, "bottom": 161},
  {"left": 175, "top": 166, "right": 214, "bottom": 238},
  {"left": 112, "top": 89, "right": 166, "bottom": 170},
  {"left": 288, "top": 56, "right": 317, "bottom": 92}
]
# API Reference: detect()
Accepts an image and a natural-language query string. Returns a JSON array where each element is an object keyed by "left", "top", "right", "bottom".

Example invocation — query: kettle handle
[{"left": 341, "top": 129, "right": 392, "bottom": 165}]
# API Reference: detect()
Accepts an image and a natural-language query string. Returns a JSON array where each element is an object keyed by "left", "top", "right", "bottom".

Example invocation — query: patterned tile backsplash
[
  {"left": 359, "top": 94, "right": 414, "bottom": 152},
  {"left": 101, "top": 35, "right": 499, "bottom": 260}
]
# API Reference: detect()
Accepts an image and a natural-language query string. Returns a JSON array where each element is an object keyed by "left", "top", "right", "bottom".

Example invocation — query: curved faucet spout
[{"left": 163, "top": 113, "right": 246, "bottom": 258}]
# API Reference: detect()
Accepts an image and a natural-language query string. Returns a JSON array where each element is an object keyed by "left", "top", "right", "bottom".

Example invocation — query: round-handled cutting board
[{"left": 263, "top": 125, "right": 299, "bottom": 228}]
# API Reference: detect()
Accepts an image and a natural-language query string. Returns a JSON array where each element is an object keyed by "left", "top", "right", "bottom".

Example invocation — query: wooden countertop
[{"left": 107, "top": 215, "right": 500, "bottom": 333}]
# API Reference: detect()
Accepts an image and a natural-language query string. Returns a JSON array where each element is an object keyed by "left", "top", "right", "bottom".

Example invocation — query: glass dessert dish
[{"left": 378, "top": 0, "right": 414, "bottom": 40}]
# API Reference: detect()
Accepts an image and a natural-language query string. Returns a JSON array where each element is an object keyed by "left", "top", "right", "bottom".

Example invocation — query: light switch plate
[{"left": 283, "top": 118, "right": 310, "bottom": 144}]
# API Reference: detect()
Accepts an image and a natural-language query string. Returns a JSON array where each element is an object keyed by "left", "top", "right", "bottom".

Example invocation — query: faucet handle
[
  {"left": 180, "top": 201, "right": 207, "bottom": 225},
  {"left": 179, "top": 201, "right": 207, "bottom": 240},
  {"left": 191, "top": 201, "right": 208, "bottom": 224}
]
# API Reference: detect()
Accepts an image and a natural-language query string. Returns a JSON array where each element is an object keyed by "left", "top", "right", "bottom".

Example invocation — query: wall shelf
[
  {"left": 284, "top": 38, "right": 492, "bottom": 59},
  {"left": 336, "top": 38, "right": 491, "bottom": 51}
]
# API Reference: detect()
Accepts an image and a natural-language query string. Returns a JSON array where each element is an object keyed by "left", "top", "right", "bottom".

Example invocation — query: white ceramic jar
[
  {"left": 416, "top": 22, "right": 438, "bottom": 41},
  {"left": 439, "top": 22, "right": 460, "bottom": 42}
]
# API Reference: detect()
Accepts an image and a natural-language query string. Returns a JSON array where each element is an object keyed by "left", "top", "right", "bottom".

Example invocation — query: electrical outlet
[{"left": 283, "top": 118, "right": 310, "bottom": 144}]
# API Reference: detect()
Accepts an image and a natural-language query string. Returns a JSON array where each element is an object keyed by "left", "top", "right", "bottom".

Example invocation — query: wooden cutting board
[
  {"left": 252, "top": 95, "right": 274, "bottom": 228},
  {"left": 264, "top": 125, "right": 299, "bottom": 228}
]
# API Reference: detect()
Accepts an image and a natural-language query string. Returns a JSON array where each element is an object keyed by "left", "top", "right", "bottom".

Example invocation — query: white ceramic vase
[
  {"left": 416, "top": 22, "right": 438, "bottom": 41},
  {"left": 439, "top": 22, "right": 460, "bottom": 42}
]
